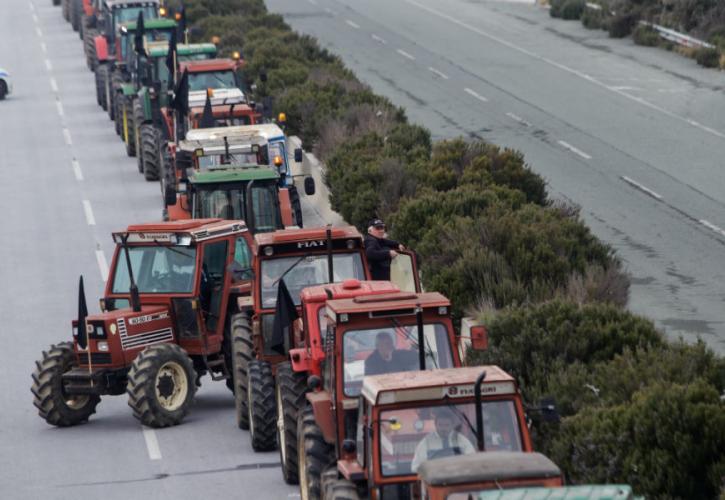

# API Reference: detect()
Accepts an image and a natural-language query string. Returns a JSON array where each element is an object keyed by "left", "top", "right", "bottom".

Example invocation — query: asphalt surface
[
  {"left": 0, "top": 1, "right": 315, "bottom": 498},
  {"left": 267, "top": 0, "right": 725, "bottom": 354}
]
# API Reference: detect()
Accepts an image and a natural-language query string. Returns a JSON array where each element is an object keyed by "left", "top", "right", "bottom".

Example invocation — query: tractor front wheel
[
  {"left": 289, "top": 185, "right": 303, "bottom": 228},
  {"left": 133, "top": 100, "right": 145, "bottom": 173},
  {"left": 276, "top": 361, "right": 307, "bottom": 484},
  {"left": 140, "top": 124, "right": 160, "bottom": 181},
  {"left": 70, "top": 0, "right": 81, "bottom": 32},
  {"left": 248, "top": 360, "right": 277, "bottom": 451},
  {"left": 83, "top": 27, "right": 97, "bottom": 72},
  {"left": 324, "top": 479, "right": 359, "bottom": 500},
  {"left": 231, "top": 313, "right": 254, "bottom": 430},
  {"left": 298, "top": 405, "right": 335, "bottom": 500},
  {"left": 114, "top": 95, "right": 123, "bottom": 136},
  {"left": 124, "top": 98, "right": 136, "bottom": 157},
  {"left": 31, "top": 342, "right": 101, "bottom": 426},
  {"left": 95, "top": 65, "right": 108, "bottom": 109},
  {"left": 126, "top": 344, "right": 197, "bottom": 428}
]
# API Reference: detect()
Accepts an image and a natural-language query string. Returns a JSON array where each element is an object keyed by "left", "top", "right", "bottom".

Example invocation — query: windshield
[
  {"left": 260, "top": 253, "right": 366, "bottom": 308},
  {"left": 379, "top": 400, "right": 523, "bottom": 478},
  {"left": 113, "top": 6, "right": 158, "bottom": 29},
  {"left": 342, "top": 323, "right": 454, "bottom": 397},
  {"left": 197, "top": 152, "right": 260, "bottom": 168},
  {"left": 188, "top": 70, "right": 237, "bottom": 91},
  {"left": 112, "top": 245, "right": 197, "bottom": 294},
  {"left": 193, "top": 183, "right": 281, "bottom": 232}
]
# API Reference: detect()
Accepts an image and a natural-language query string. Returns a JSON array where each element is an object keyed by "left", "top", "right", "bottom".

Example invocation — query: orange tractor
[{"left": 31, "top": 219, "right": 256, "bottom": 427}]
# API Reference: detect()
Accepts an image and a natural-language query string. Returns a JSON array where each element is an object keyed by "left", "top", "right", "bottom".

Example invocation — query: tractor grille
[{"left": 78, "top": 352, "right": 112, "bottom": 365}]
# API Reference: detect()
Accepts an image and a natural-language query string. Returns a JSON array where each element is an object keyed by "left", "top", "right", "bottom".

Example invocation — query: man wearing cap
[{"left": 364, "top": 218, "right": 405, "bottom": 281}]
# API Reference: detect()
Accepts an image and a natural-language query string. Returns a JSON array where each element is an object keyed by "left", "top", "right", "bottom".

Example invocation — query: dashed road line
[
  {"left": 621, "top": 176, "right": 663, "bottom": 201},
  {"left": 345, "top": 19, "right": 360, "bottom": 29},
  {"left": 428, "top": 67, "right": 449, "bottom": 79},
  {"left": 35, "top": 26, "right": 43, "bottom": 38},
  {"left": 396, "top": 49, "right": 416, "bottom": 61},
  {"left": 62, "top": 128, "right": 73, "bottom": 145},
  {"left": 558, "top": 140, "right": 592, "bottom": 160},
  {"left": 143, "top": 428, "right": 162, "bottom": 460},
  {"left": 82, "top": 200, "right": 96, "bottom": 226},
  {"left": 40, "top": 42, "right": 47, "bottom": 54},
  {"left": 371, "top": 34, "right": 387, "bottom": 44},
  {"left": 698, "top": 220, "right": 725, "bottom": 238},
  {"left": 95, "top": 250, "right": 109, "bottom": 282},
  {"left": 32, "top": 13, "right": 39, "bottom": 24},
  {"left": 56, "top": 101, "right": 64, "bottom": 118},
  {"left": 464, "top": 87, "right": 488, "bottom": 103},
  {"left": 506, "top": 112, "right": 531, "bottom": 126},
  {"left": 44, "top": 59, "right": 52, "bottom": 71},
  {"left": 72, "top": 159, "right": 84, "bottom": 181},
  {"left": 50, "top": 77, "right": 58, "bottom": 93}
]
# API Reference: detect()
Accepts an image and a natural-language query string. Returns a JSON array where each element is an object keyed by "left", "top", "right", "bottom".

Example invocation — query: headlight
[{"left": 97, "top": 341, "right": 110, "bottom": 352}]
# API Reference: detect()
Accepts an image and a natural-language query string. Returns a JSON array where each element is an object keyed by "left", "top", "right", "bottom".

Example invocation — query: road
[
  {"left": 267, "top": 0, "right": 725, "bottom": 353},
  {"left": 0, "top": 1, "right": 314, "bottom": 497}
]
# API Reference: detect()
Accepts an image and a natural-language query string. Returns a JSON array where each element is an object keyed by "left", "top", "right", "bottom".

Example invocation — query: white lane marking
[
  {"left": 506, "top": 112, "right": 531, "bottom": 126},
  {"left": 44, "top": 59, "right": 52, "bottom": 71},
  {"left": 32, "top": 13, "right": 39, "bottom": 24},
  {"left": 50, "top": 77, "right": 58, "bottom": 93},
  {"left": 62, "top": 128, "right": 73, "bottom": 145},
  {"left": 345, "top": 19, "right": 360, "bottom": 29},
  {"left": 40, "top": 42, "right": 47, "bottom": 54},
  {"left": 621, "top": 176, "right": 663, "bottom": 201},
  {"left": 95, "top": 250, "right": 109, "bottom": 282},
  {"left": 29, "top": 2, "right": 35, "bottom": 11},
  {"left": 403, "top": 0, "right": 725, "bottom": 141},
  {"left": 396, "top": 49, "right": 416, "bottom": 61},
  {"left": 82, "top": 200, "right": 96, "bottom": 226},
  {"left": 72, "top": 159, "right": 84, "bottom": 181},
  {"left": 35, "top": 26, "right": 43, "bottom": 38},
  {"left": 558, "top": 140, "right": 592, "bottom": 160},
  {"left": 464, "top": 87, "right": 488, "bottom": 103},
  {"left": 324, "top": 7, "right": 337, "bottom": 15},
  {"left": 56, "top": 101, "right": 64, "bottom": 117},
  {"left": 143, "top": 428, "right": 162, "bottom": 460},
  {"left": 699, "top": 220, "right": 725, "bottom": 238},
  {"left": 371, "top": 34, "right": 388, "bottom": 44},
  {"left": 428, "top": 67, "right": 449, "bottom": 79},
  {"left": 308, "top": 0, "right": 318, "bottom": 4}
]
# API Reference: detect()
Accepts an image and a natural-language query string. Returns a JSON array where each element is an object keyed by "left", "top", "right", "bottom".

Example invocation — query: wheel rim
[
  {"left": 155, "top": 361, "right": 188, "bottom": 411},
  {"left": 64, "top": 393, "right": 90, "bottom": 410},
  {"left": 276, "top": 384, "right": 286, "bottom": 465}
]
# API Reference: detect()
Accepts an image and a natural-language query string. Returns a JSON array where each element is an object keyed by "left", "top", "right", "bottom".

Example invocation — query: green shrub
[
  {"left": 632, "top": 24, "right": 661, "bottom": 46},
  {"left": 547, "top": 381, "right": 725, "bottom": 499},
  {"left": 560, "top": 0, "right": 586, "bottom": 20},
  {"left": 608, "top": 13, "right": 638, "bottom": 38},
  {"left": 695, "top": 47, "right": 721, "bottom": 68},
  {"left": 581, "top": 8, "right": 605, "bottom": 30}
]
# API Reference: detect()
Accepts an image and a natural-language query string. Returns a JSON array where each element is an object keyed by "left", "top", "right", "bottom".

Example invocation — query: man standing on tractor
[{"left": 364, "top": 218, "right": 405, "bottom": 280}]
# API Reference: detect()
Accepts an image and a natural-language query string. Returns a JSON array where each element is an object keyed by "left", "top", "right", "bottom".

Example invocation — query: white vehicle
[{"left": 0, "top": 68, "right": 12, "bottom": 100}]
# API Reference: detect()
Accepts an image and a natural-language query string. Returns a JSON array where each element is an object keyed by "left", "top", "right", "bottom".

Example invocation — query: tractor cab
[
  {"left": 95, "top": 0, "right": 160, "bottom": 59},
  {"left": 417, "top": 451, "right": 563, "bottom": 500},
  {"left": 327, "top": 366, "right": 535, "bottom": 499}
]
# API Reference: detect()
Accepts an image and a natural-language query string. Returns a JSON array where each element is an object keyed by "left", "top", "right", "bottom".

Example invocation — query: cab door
[
  {"left": 389, "top": 250, "right": 422, "bottom": 292},
  {"left": 200, "top": 239, "right": 230, "bottom": 343}
]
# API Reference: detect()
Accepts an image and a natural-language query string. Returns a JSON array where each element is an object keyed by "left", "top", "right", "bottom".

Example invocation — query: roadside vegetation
[
  {"left": 550, "top": 0, "right": 725, "bottom": 69},
  {"left": 172, "top": 0, "right": 725, "bottom": 496}
]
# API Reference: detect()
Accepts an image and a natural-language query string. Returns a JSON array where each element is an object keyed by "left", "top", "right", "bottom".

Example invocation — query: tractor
[
  {"left": 31, "top": 219, "right": 256, "bottom": 428},
  {"left": 316, "top": 366, "right": 543, "bottom": 499},
  {"left": 164, "top": 124, "right": 314, "bottom": 229}
]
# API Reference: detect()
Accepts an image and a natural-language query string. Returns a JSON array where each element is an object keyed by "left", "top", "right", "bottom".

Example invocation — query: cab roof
[
  {"left": 190, "top": 166, "right": 279, "bottom": 184},
  {"left": 300, "top": 280, "right": 400, "bottom": 304},
  {"left": 185, "top": 124, "right": 284, "bottom": 143},
  {"left": 473, "top": 485, "right": 637, "bottom": 500},
  {"left": 114, "top": 219, "right": 247, "bottom": 243},
  {"left": 417, "top": 451, "right": 561, "bottom": 487},
  {"left": 326, "top": 291, "right": 450, "bottom": 316},
  {"left": 254, "top": 226, "right": 362, "bottom": 247},
  {"left": 361, "top": 366, "right": 515, "bottom": 406},
  {"left": 180, "top": 58, "right": 239, "bottom": 73},
  {"left": 147, "top": 42, "right": 217, "bottom": 58}
]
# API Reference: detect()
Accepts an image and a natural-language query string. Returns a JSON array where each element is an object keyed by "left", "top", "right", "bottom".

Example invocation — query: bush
[
  {"left": 695, "top": 47, "right": 721, "bottom": 68},
  {"left": 608, "top": 13, "right": 638, "bottom": 38},
  {"left": 632, "top": 25, "right": 661, "bottom": 46},
  {"left": 547, "top": 381, "right": 725, "bottom": 499},
  {"left": 581, "top": 8, "right": 605, "bottom": 30},
  {"left": 561, "top": 0, "right": 586, "bottom": 20}
]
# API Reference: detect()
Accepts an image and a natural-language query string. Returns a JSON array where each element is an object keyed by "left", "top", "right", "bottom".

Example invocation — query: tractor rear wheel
[
  {"left": 124, "top": 98, "right": 136, "bottom": 157},
  {"left": 70, "top": 0, "right": 81, "bottom": 32},
  {"left": 133, "top": 100, "right": 145, "bottom": 173},
  {"left": 140, "top": 124, "right": 160, "bottom": 181},
  {"left": 247, "top": 360, "right": 277, "bottom": 451},
  {"left": 298, "top": 405, "right": 335, "bottom": 500},
  {"left": 109, "top": 72, "right": 123, "bottom": 122},
  {"left": 84, "top": 27, "right": 97, "bottom": 72},
  {"left": 276, "top": 361, "right": 308, "bottom": 484},
  {"left": 324, "top": 479, "right": 359, "bottom": 500},
  {"left": 320, "top": 466, "right": 339, "bottom": 499},
  {"left": 114, "top": 96, "right": 123, "bottom": 136},
  {"left": 126, "top": 343, "right": 197, "bottom": 428},
  {"left": 62, "top": 0, "right": 70, "bottom": 21},
  {"left": 289, "top": 185, "right": 303, "bottom": 227},
  {"left": 95, "top": 64, "right": 108, "bottom": 109},
  {"left": 231, "top": 313, "right": 254, "bottom": 430},
  {"left": 31, "top": 342, "right": 101, "bottom": 427}
]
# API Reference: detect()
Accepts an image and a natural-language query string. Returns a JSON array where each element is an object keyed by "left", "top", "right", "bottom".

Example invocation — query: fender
[
  {"left": 279, "top": 187, "right": 294, "bottom": 227},
  {"left": 94, "top": 35, "right": 109, "bottom": 62},
  {"left": 306, "top": 390, "right": 336, "bottom": 444},
  {"left": 120, "top": 83, "right": 135, "bottom": 97}
]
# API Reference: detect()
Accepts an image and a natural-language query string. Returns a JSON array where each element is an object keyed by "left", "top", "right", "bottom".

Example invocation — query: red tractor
[
  {"left": 31, "top": 219, "right": 256, "bottom": 427},
  {"left": 318, "top": 366, "right": 545, "bottom": 499}
]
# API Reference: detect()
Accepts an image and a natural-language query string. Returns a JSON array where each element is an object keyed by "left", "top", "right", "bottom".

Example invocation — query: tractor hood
[{"left": 84, "top": 305, "right": 174, "bottom": 351}]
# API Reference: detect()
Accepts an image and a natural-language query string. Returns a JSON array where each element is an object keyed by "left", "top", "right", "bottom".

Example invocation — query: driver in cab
[
  {"left": 364, "top": 331, "right": 416, "bottom": 376},
  {"left": 410, "top": 407, "right": 475, "bottom": 472}
]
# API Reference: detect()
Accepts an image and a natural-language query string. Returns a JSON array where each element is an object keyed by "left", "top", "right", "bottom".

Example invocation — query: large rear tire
[
  {"left": 70, "top": 0, "right": 81, "bottom": 32},
  {"left": 276, "top": 361, "right": 308, "bottom": 484},
  {"left": 160, "top": 144, "right": 174, "bottom": 201},
  {"left": 298, "top": 405, "right": 335, "bottom": 500},
  {"left": 140, "top": 124, "right": 160, "bottom": 181},
  {"left": 126, "top": 344, "right": 197, "bottom": 428},
  {"left": 95, "top": 64, "right": 108, "bottom": 110},
  {"left": 83, "top": 27, "right": 97, "bottom": 72},
  {"left": 231, "top": 313, "right": 254, "bottom": 430},
  {"left": 248, "top": 360, "right": 277, "bottom": 451},
  {"left": 31, "top": 342, "right": 101, "bottom": 427},
  {"left": 133, "top": 100, "right": 145, "bottom": 173},
  {"left": 114, "top": 95, "right": 123, "bottom": 136},
  {"left": 324, "top": 479, "right": 359, "bottom": 500}
]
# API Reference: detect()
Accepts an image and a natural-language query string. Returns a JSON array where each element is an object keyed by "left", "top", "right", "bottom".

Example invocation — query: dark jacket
[
  {"left": 364, "top": 233, "right": 400, "bottom": 281},
  {"left": 364, "top": 349, "right": 418, "bottom": 376}
]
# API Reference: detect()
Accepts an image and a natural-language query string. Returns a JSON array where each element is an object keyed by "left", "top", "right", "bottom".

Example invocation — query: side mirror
[
  {"left": 470, "top": 325, "right": 488, "bottom": 351},
  {"left": 294, "top": 148, "right": 303, "bottom": 163},
  {"left": 164, "top": 183, "right": 177, "bottom": 207},
  {"left": 539, "top": 397, "right": 560, "bottom": 423},
  {"left": 304, "top": 176, "right": 316, "bottom": 196}
]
